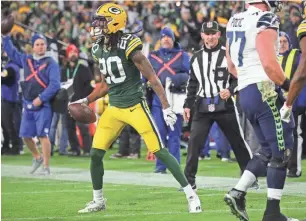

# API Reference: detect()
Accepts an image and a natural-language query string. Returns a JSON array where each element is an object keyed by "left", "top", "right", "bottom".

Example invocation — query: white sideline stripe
[
  {"left": 1, "top": 188, "right": 225, "bottom": 196},
  {"left": 2, "top": 165, "right": 306, "bottom": 197},
  {"left": 1, "top": 188, "right": 159, "bottom": 195},
  {"left": 7, "top": 181, "right": 87, "bottom": 185},
  {"left": 6, "top": 180, "right": 93, "bottom": 185},
  {"left": 4, "top": 187, "right": 300, "bottom": 198},
  {"left": 283, "top": 200, "right": 306, "bottom": 204},
  {"left": 7, "top": 181, "right": 131, "bottom": 187},
  {"left": 2, "top": 208, "right": 305, "bottom": 220}
]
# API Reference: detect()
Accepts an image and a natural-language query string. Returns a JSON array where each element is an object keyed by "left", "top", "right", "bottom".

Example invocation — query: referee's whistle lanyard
[{"left": 66, "top": 62, "right": 80, "bottom": 79}]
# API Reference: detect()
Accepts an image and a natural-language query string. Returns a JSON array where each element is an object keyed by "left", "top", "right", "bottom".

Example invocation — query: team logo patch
[
  {"left": 92, "top": 44, "right": 99, "bottom": 53},
  {"left": 208, "top": 104, "right": 215, "bottom": 112},
  {"left": 207, "top": 22, "right": 213, "bottom": 28},
  {"left": 108, "top": 7, "right": 121, "bottom": 15},
  {"left": 218, "top": 71, "right": 224, "bottom": 78},
  {"left": 44, "top": 128, "right": 49, "bottom": 134}
]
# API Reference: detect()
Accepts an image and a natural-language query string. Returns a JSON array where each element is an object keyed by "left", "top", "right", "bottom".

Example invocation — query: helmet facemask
[
  {"left": 267, "top": 1, "right": 283, "bottom": 13},
  {"left": 90, "top": 16, "right": 112, "bottom": 43}
]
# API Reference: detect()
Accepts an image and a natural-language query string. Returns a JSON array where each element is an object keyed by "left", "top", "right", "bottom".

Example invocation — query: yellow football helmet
[{"left": 91, "top": 3, "right": 127, "bottom": 41}]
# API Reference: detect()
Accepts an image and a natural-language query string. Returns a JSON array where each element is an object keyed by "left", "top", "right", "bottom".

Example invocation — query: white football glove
[
  {"left": 163, "top": 107, "right": 177, "bottom": 131},
  {"left": 280, "top": 102, "right": 292, "bottom": 123},
  {"left": 69, "top": 97, "right": 89, "bottom": 106}
]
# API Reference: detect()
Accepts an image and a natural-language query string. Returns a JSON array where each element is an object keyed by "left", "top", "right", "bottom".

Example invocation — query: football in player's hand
[
  {"left": 68, "top": 103, "right": 96, "bottom": 124},
  {"left": 1, "top": 14, "right": 14, "bottom": 35}
]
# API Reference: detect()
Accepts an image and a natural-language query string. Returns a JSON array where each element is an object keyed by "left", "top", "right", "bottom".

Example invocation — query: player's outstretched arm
[
  {"left": 286, "top": 37, "right": 306, "bottom": 106},
  {"left": 226, "top": 41, "right": 238, "bottom": 78},
  {"left": 87, "top": 75, "right": 109, "bottom": 104},
  {"left": 132, "top": 50, "right": 170, "bottom": 110},
  {"left": 256, "top": 29, "right": 289, "bottom": 89}
]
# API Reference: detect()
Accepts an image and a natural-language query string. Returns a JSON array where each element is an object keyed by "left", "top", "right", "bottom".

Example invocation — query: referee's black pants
[
  {"left": 287, "top": 108, "right": 305, "bottom": 175},
  {"left": 184, "top": 99, "right": 252, "bottom": 186},
  {"left": 1, "top": 99, "right": 23, "bottom": 154}
]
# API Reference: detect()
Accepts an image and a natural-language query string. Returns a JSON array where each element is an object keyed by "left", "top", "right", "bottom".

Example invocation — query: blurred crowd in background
[
  {"left": 3, "top": 1, "right": 305, "bottom": 62},
  {"left": 1, "top": 1, "right": 306, "bottom": 163}
]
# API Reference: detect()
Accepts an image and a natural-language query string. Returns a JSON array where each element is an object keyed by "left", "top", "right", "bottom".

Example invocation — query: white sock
[
  {"left": 93, "top": 189, "right": 103, "bottom": 202},
  {"left": 235, "top": 170, "right": 256, "bottom": 192},
  {"left": 183, "top": 184, "right": 195, "bottom": 199},
  {"left": 267, "top": 188, "right": 282, "bottom": 200}
]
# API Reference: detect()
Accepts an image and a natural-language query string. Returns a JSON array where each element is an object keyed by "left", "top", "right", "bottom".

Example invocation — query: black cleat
[
  {"left": 287, "top": 170, "right": 302, "bottom": 178},
  {"left": 262, "top": 213, "right": 299, "bottom": 221},
  {"left": 224, "top": 189, "right": 249, "bottom": 221}
]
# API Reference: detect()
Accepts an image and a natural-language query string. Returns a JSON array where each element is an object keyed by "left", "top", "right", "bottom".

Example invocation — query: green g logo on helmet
[{"left": 108, "top": 7, "right": 121, "bottom": 15}]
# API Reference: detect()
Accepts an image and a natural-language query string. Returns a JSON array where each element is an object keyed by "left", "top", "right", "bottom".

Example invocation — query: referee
[
  {"left": 183, "top": 21, "right": 252, "bottom": 189},
  {"left": 278, "top": 31, "right": 305, "bottom": 178}
]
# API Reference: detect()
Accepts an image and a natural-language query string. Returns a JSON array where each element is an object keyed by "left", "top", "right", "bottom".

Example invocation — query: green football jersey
[{"left": 91, "top": 34, "right": 144, "bottom": 108}]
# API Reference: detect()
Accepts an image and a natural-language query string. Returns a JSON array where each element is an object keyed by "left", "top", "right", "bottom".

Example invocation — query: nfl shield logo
[
  {"left": 208, "top": 104, "right": 215, "bottom": 112},
  {"left": 218, "top": 71, "right": 223, "bottom": 77},
  {"left": 207, "top": 22, "right": 213, "bottom": 28}
]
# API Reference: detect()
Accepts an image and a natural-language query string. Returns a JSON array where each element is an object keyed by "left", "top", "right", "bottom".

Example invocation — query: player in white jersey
[
  {"left": 224, "top": 1, "right": 298, "bottom": 221},
  {"left": 226, "top": 3, "right": 281, "bottom": 90}
]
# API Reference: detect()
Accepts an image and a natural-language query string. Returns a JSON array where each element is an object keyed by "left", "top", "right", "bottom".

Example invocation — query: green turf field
[
  {"left": 2, "top": 178, "right": 306, "bottom": 221},
  {"left": 2, "top": 177, "right": 306, "bottom": 221},
  {"left": 2, "top": 148, "right": 306, "bottom": 220}
]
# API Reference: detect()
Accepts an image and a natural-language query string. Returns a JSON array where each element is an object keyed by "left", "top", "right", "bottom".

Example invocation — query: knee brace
[
  {"left": 246, "top": 153, "right": 270, "bottom": 177},
  {"left": 90, "top": 148, "right": 106, "bottom": 162}
]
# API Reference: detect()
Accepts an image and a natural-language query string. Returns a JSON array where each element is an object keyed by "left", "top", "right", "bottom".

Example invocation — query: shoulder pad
[
  {"left": 120, "top": 34, "right": 143, "bottom": 59},
  {"left": 256, "top": 12, "right": 279, "bottom": 31},
  {"left": 297, "top": 20, "right": 306, "bottom": 40}
]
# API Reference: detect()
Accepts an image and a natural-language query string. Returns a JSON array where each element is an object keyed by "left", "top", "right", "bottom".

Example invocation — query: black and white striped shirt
[{"left": 184, "top": 43, "right": 237, "bottom": 109}]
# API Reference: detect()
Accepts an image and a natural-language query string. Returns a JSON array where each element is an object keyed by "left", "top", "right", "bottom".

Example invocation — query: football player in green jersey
[{"left": 72, "top": 3, "right": 202, "bottom": 214}]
